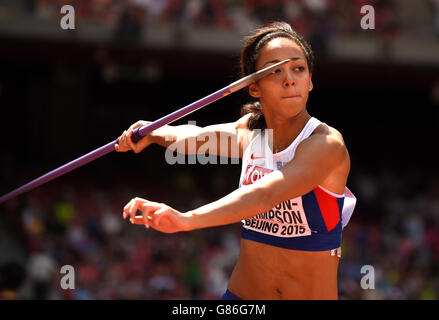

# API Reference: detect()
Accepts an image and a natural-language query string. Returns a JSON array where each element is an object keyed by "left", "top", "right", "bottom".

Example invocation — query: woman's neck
[{"left": 264, "top": 109, "right": 311, "bottom": 154}]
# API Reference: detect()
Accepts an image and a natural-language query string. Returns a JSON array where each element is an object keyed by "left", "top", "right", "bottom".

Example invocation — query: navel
[{"left": 275, "top": 288, "right": 282, "bottom": 296}]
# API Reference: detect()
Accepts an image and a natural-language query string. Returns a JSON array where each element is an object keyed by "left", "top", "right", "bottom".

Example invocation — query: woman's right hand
[{"left": 115, "top": 120, "right": 153, "bottom": 153}]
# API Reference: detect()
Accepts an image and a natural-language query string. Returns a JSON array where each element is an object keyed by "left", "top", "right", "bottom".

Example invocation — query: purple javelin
[{"left": 0, "top": 59, "right": 290, "bottom": 204}]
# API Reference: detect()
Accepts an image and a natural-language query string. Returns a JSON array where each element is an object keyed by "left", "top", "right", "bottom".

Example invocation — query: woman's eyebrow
[{"left": 263, "top": 57, "right": 303, "bottom": 67}]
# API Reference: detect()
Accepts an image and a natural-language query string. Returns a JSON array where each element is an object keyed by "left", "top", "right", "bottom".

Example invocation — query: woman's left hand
[{"left": 123, "top": 197, "right": 191, "bottom": 233}]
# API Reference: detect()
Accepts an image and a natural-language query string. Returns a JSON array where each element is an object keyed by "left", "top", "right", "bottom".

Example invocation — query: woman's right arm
[{"left": 115, "top": 113, "right": 254, "bottom": 158}]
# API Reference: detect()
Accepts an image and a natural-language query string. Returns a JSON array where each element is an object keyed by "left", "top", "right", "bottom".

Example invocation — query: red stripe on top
[{"left": 314, "top": 187, "right": 340, "bottom": 232}]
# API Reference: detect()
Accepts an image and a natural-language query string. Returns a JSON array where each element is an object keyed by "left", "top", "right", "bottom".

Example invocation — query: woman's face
[{"left": 249, "top": 37, "right": 313, "bottom": 119}]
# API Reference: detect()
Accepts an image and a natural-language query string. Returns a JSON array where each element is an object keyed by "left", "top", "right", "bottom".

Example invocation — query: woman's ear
[
  {"left": 249, "top": 83, "right": 261, "bottom": 98},
  {"left": 309, "top": 78, "right": 313, "bottom": 92}
]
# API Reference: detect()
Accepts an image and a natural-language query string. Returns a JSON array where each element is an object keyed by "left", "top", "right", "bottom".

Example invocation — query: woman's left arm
[{"left": 124, "top": 133, "right": 348, "bottom": 233}]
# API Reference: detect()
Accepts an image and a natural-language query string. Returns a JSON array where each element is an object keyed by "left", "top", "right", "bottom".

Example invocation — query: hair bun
[{"left": 240, "top": 101, "right": 267, "bottom": 130}]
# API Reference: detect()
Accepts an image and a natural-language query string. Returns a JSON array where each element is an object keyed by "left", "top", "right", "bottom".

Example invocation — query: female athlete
[{"left": 116, "top": 21, "right": 355, "bottom": 300}]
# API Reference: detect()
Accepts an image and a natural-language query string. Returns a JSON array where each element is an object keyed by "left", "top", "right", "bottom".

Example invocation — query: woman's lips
[{"left": 282, "top": 95, "right": 301, "bottom": 99}]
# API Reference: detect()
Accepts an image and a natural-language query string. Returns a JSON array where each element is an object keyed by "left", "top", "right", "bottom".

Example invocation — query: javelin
[{"left": 0, "top": 59, "right": 291, "bottom": 204}]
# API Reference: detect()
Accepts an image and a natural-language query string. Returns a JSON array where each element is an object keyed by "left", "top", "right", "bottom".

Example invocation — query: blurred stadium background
[{"left": 0, "top": 0, "right": 438, "bottom": 300}]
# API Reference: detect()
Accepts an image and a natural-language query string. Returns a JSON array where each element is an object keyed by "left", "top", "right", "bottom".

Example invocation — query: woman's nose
[
  {"left": 283, "top": 71, "right": 295, "bottom": 88},
  {"left": 283, "top": 78, "right": 295, "bottom": 88}
]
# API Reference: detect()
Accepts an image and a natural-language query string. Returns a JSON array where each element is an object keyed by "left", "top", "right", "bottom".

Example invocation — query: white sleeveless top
[{"left": 238, "top": 117, "right": 356, "bottom": 251}]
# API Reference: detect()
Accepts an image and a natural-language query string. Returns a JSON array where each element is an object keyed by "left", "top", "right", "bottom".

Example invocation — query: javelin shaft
[
  {"left": 0, "top": 87, "right": 230, "bottom": 204},
  {"left": 0, "top": 140, "right": 117, "bottom": 204},
  {"left": 0, "top": 59, "right": 290, "bottom": 204}
]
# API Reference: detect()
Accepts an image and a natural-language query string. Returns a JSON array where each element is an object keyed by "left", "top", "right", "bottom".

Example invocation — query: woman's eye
[
  {"left": 295, "top": 66, "right": 305, "bottom": 72},
  {"left": 273, "top": 68, "right": 282, "bottom": 74}
]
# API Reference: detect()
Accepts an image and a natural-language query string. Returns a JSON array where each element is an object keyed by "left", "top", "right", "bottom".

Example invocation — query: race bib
[{"left": 241, "top": 165, "right": 312, "bottom": 238}]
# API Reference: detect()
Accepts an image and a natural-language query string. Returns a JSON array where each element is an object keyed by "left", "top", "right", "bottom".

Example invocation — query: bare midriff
[{"left": 227, "top": 239, "right": 340, "bottom": 299}]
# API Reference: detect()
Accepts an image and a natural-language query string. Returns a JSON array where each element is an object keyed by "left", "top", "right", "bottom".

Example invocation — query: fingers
[
  {"left": 115, "top": 121, "right": 147, "bottom": 153},
  {"left": 123, "top": 197, "right": 148, "bottom": 222},
  {"left": 129, "top": 121, "right": 146, "bottom": 132},
  {"left": 138, "top": 202, "right": 162, "bottom": 229},
  {"left": 133, "top": 216, "right": 145, "bottom": 225},
  {"left": 124, "top": 201, "right": 185, "bottom": 233},
  {"left": 126, "top": 130, "right": 139, "bottom": 153},
  {"left": 143, "top": 212, "right": 151, "bottom": 229},
  {"left": 115, "top": 130, "right": 129, "bottom": 152},
  {"left": 141, "top": 202, "right": 163, "bottom": 228},
  {"left": 133, "top": 214, "right": 151, "bottom": 229},
  {"left": 123, "top": 197, "right": 164, "bottom": 230},
  {"left": 123, "top": 198, "right": 135, "bottom": 221}
]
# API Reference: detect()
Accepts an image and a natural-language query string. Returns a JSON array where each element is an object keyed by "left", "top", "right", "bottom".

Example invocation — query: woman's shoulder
[
  {"left": 300, "top": 121, "right": 350, "bottom": 169},
  {"left": 310, "top": 122, "right": 350, "bottom": 173},
  {"left": 305, "top": 121, "right": 350, "bottom": 193},
  {"left": 312, "top": 122, "right": 347, "bottom": 148}
]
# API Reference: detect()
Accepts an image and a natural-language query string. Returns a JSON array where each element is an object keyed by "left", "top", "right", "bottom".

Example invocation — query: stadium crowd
[
  {"left": 1, "top": 0, "right": 438, "bottom": 41},
  {"left": 0, "top": 0, "right": 438, "bottom": 302},
  {"left": 0, "top": 161, "right": 438, "bottom": 300}
]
